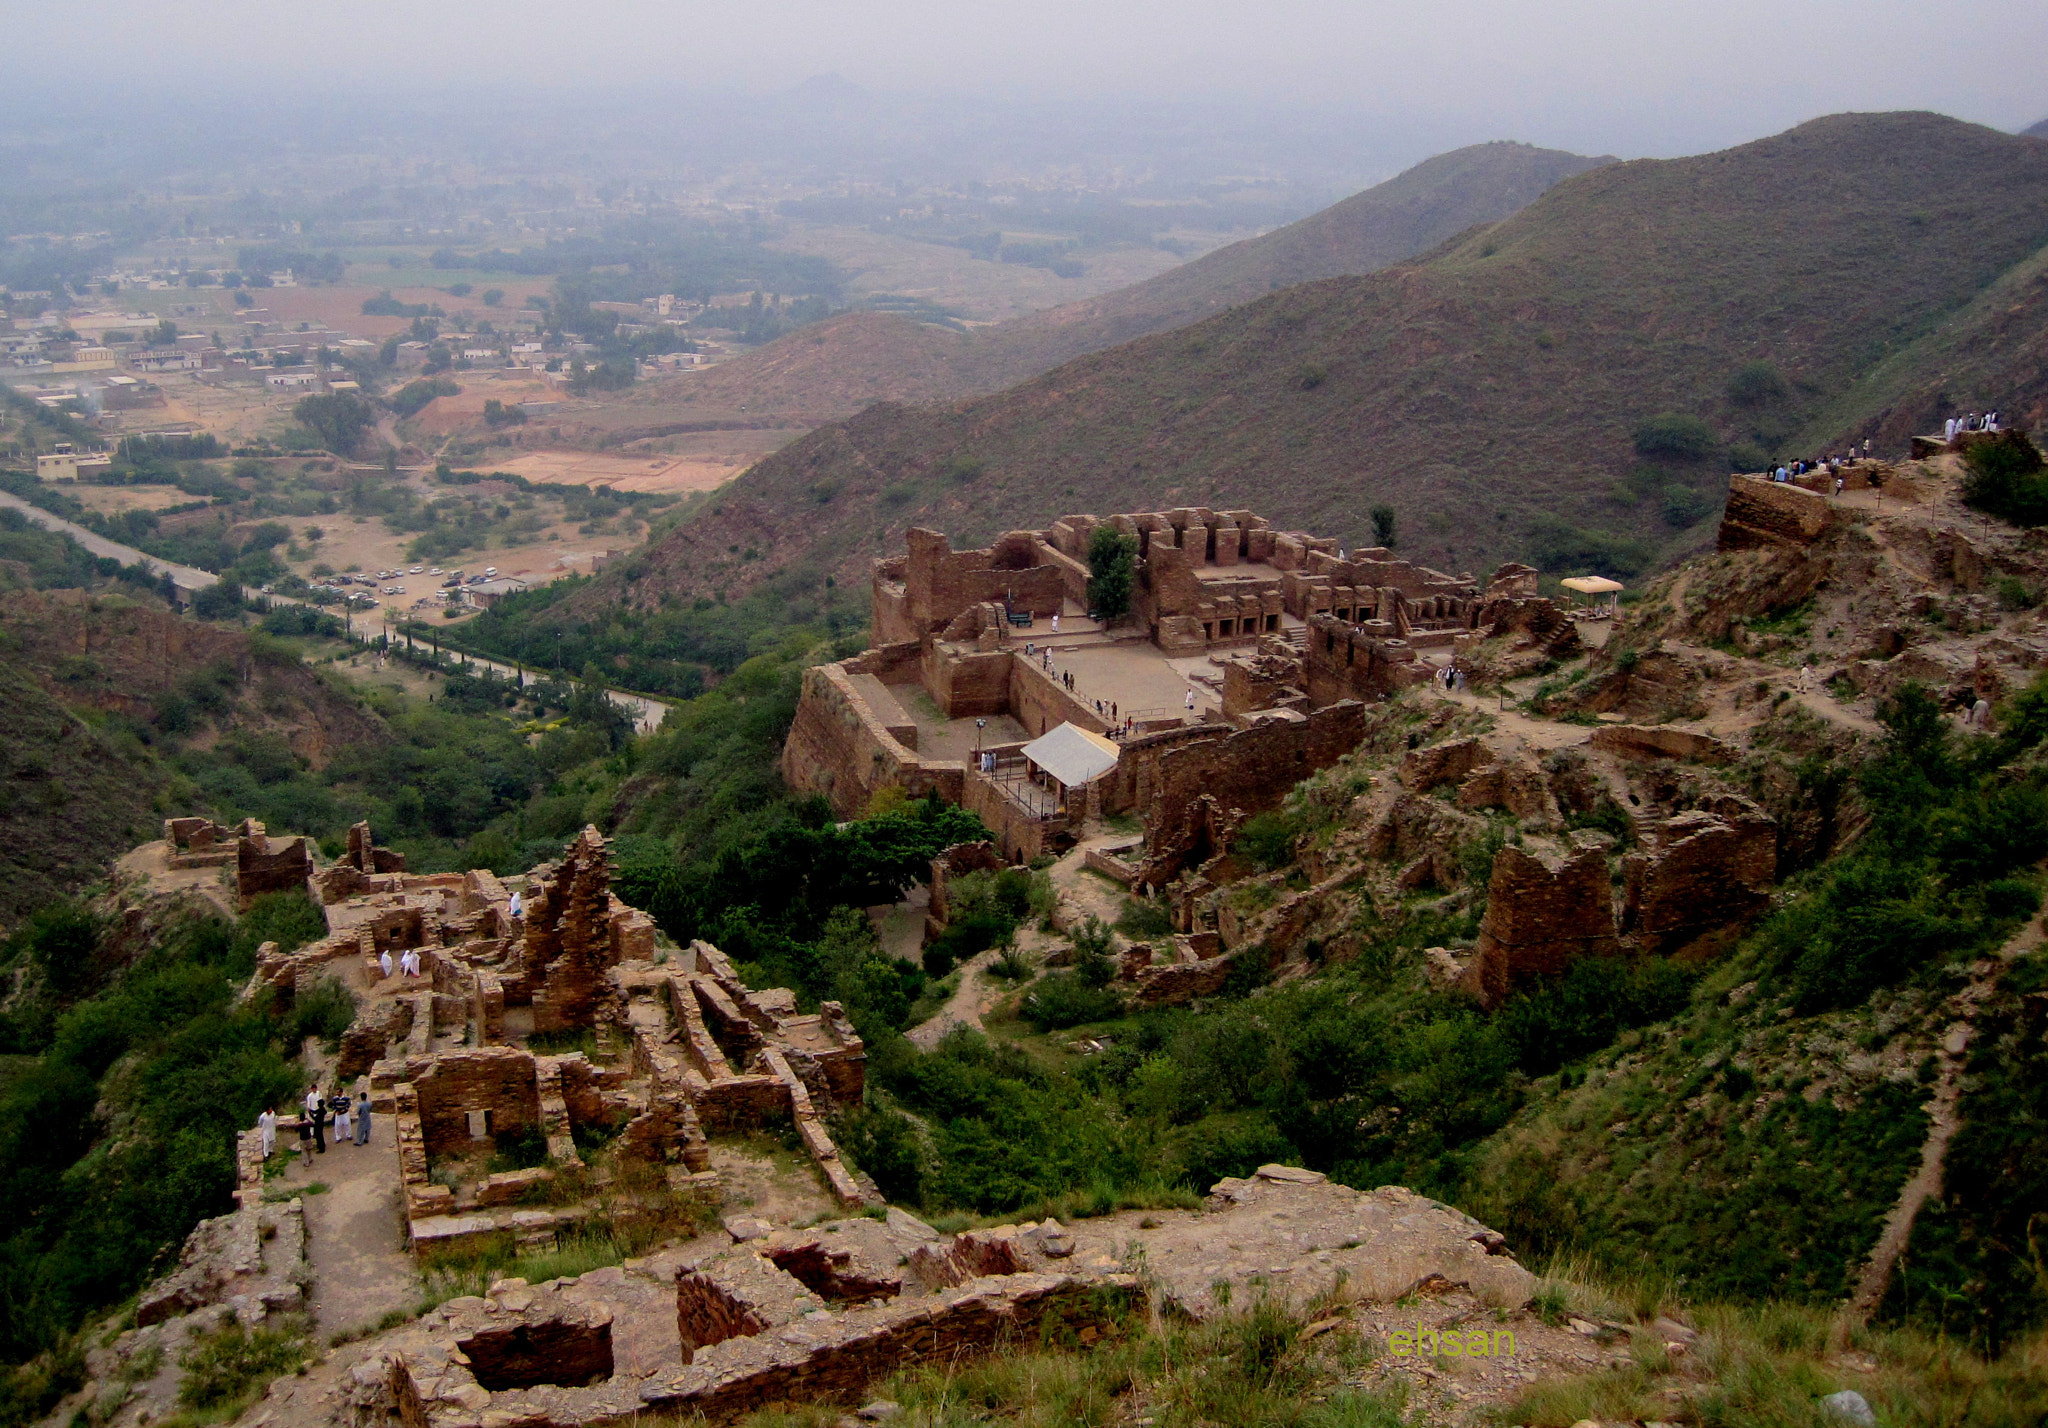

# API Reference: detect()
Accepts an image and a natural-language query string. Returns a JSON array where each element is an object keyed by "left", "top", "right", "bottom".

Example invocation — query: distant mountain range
[
  {"left": 578, "top": 112, "right": 2048, "bottom": 610},
  {"left": 605, "top": 141, "right": 1612, "bottom": 425}
]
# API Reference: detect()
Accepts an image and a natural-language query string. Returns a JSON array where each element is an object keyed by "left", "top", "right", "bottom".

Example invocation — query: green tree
[
  {"left": 1086, "top": 525, "right": 1138, "bottom": 623},
  {"left": 1370, "top": 505, "right": 1397, "bottom": 547},
  {"left": 152, "top": 319, "right": 178, "bottom": 348},
  {"left": 1633, "top": 412, "right": 1720, "bottom": 462},
  {"left": 291, "top": 393, "right": 375, "bottom": 456}
]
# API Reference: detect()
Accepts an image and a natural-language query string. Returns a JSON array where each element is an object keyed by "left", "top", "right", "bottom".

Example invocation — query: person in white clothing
[
  {"left": 1050, "top": 613, "right": 1060, "bottom": 634},
  {"left": 1185, "top": 688, "right": 1196, "bottom": 710},
  {"left": 508, "top": 891, "right": 523, "bottom": 920},
  {"left": 379, "top": 948, "right": 394, "bottom": 979},
  {"left": 257, "top": 1107, "right": 277, "bottom": 1159}
]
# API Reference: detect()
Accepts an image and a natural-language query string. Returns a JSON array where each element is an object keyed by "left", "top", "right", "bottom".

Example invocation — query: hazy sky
[{"left": 9, "top": 0, "right": 2046, "bottom": 159}]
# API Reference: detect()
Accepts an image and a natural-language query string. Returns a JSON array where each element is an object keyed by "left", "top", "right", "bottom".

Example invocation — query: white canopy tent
[
  {"left": 1559, "top": 575, "right": 1624, "bottom": 618},
  {"left": 1019, "top": 722, "right": 1121, "bottom": 790}
]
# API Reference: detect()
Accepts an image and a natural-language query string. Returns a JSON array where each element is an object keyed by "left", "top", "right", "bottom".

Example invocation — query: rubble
[{"left": 334, "top": 1166, "right": 1532, "bottom": 1428}]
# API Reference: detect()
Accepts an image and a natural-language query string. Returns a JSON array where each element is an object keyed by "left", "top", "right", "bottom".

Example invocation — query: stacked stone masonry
[
  {"left": 230, "top": 819, "right": 875, "bottom": 1255},
  {"left": 788, "top": 512, "right": 1581, "bottom": 876}
]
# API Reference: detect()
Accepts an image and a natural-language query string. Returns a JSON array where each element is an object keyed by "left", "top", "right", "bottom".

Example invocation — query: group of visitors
[
  {"left": 1769, "top": 440, "right": 1873, "bottom": 486},
  {"left": 377, "top": 947, "right": 425, "bottom": 979},
  {"left": 1946, "top": 413, "right": 2000, "bottom": 440},
  {"left": 1434, "top": 664, "right": 1468, "bottom": 693},
  {"left": 254, "top": 1084, "right": 373, "bottom": 1166}
]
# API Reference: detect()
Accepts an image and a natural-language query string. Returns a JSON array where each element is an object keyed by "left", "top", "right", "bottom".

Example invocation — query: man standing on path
[
  {"left": 1185, "top": 687, "right": 1196, "bottom": 711},
  {"left": 331, "top": 1087, "right": 353, "bottom": 1147},
  {"left": 355, "top": 1091, "right": 372, "bottom": 1146},
  {"left": 305, "top": 1085, "right": 327, "bottom": 1154},
  {"left": 257, "top": 1106, "right": 277, "bottom": 1160}
]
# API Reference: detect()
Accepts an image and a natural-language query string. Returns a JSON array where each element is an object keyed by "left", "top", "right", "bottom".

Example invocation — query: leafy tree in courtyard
[{"left": 1086, "top": 525, "right": 1137, "bottom": 622}]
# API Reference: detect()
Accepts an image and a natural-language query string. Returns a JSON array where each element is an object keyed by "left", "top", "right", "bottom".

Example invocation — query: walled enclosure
[
  {"left": 785, "top": 510, "right": 1580, "bottom": 876},
  {"left": 244, "top": 823, "right": 876, "bottom": 1252}
]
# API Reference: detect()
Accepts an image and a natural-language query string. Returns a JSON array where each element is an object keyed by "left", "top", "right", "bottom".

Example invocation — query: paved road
[
  {"left": 2, "top": 489, "right": 669, "bottom": 732},
  {"left": 0, "top": 488, "right": 219, "bottom": 592}
]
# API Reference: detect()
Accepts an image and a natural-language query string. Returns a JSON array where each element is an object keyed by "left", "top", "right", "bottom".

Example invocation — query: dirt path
[
  {"left": 1832, "top": 911, "right": 2041, "bottom": 1343},
  {"left": 907, "top": 947, "right": 1006, "bottom": 1047},
  {"left": 269, "top": 1070, "right": 420, "bottom": 1338}
]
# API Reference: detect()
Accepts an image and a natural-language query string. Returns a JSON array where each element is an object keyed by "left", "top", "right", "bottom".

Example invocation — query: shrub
[
  {"left": 1021, "top": 972, "right": 1125, "bottom": 1031},
  {"left": 1632, "top": 412, "right": 1720, "bottom": 462},
  {"left": 1234, "top": 811, "right": 1298, "bottom": 871},
  {"left": 1660, "top": 483, "right": 1716, "bottom": 527},
  {"left": 1726, "top": 360, "right": 1790, "bottom": 407},
  {"left": 1960, "top": 429, "right": 2048, "bottom": 526},
  {"left": 177, "top": 1319, "right": 308, "bottom": 1410}
]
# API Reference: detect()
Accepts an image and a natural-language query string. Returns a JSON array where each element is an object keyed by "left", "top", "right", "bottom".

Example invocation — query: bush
[
  {"left": 1234, "top": 811, "right": 1298, "bottom": 871},
  {"left": 1660, "top": 483, "right": 1716, "bottom": 527},
  {"left": 1960, "top": 430, "right": 2048, "bottom": 526},
  {"left": 1021, "top": 972, "right": 1124, "bottom": 1031},
  {"left": 1726, "top": 360, "right": 1790, "bottom": 407},
  {"left": 177, "top": 1319, "right": 308, "bottom": 1410},
  {"left": 390, "top": 377, "right": 460, "bottom": 418},
  {"left": 1632, "top": 412, "right": 1720, "bottom": 462},
  {"left": 191, "top": 579, "right": 246, "bottom": 620}
]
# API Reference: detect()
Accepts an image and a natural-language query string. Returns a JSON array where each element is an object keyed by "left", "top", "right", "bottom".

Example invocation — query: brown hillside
[
  {"left": 953, "top": 140, "right": 1616, "bottom": 390},
  {"left": 572, "top": 142, "right": 1607, "bottom": 437},
  {"left": 0, "top": 591, "right": 391, "bottom": 921},
  {"left": 607, "top": 310, "right": 970, "bottom": 426},
  {"left": 576, "top": 112, "right": 2048, "bottom": 612}
]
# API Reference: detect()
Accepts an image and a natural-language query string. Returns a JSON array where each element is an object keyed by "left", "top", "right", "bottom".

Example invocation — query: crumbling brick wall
[
  {"left": 409, "top": 1046, "right": 543, "bottom": 1157},
  {"left": 1719, "top": 474, "right": 1836, "bottom": 550},
  {"left": 1465, "top": 834, "right": 1619, "bottom": 1006},
  {"left": 236, "top": 832, "right": 313, "bottom": 909}
]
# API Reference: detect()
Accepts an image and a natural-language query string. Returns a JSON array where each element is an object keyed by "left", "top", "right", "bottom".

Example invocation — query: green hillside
[
  {"left": 595, "top": 141, "right": 1609, "bottom": 424},
  {"left": 952, "top": 140, "right": 1616, "bottom": 391},
  {"left": 584, "top": 111, "right": 2048, "bottom": 610}
]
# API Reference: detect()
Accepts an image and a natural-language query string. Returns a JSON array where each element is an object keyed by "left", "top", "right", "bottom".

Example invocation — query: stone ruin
[
  {"left": 164, "top": 815, "right": 315, "bottom": 910},
  {"left": 1149, "top": 712, "right": 1784, "bottom": 1011},
  {"left": 315, "top": 819, "right": 409, "bottom": 903},
  {"left": 784, "top": 510, "right": 1581, "bottom": 872},
  {"left": 338, "top": 1166, "right": 1534, "bottom": 1428},
  {"left": 246, "top": 824, "right": 876, "bottom": 1255}
]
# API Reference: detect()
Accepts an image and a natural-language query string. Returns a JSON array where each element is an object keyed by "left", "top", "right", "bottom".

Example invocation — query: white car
[
  {"left": 410, "top": 566, "right": 424, "bottom": 574},
  {"left": 484, "top": 567, "right": 498, "bottom": 577},
  {"left": 429, "top": 567, "right": 443, "bottom": 575}
]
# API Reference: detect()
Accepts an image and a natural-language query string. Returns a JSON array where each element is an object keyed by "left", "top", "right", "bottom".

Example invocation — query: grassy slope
[
  {"left": 951, "top": 141, "right": 1617, "bottom": 391},
  {"left": 579, "top": 142, "right": 1610, "bottom": 433},
  {"left": 0, "top": 665, "right": 167, "bottom": 926},
  {"left": 589, "top": 112, "right": 2048, "bottom": 610}
]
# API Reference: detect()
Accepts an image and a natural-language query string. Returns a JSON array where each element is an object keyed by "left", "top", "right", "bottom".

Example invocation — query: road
[
  {"left": 3, "top": 488, "right": 670, "bottom": 733},
  {"left": 0, "top": 488, "right": 219, "bottom": 592}
]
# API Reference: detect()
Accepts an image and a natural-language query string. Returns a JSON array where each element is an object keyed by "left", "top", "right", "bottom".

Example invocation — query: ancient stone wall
[
  {"left": 1718, "top": 474, "right": 1836, "bottom": 550},
  {"left": 1622, "top": 797, "right": 1776, "bottom": 957},
  {"left": 1117, "top": 702, "right": 1372, "bottom": 884},
  {"left": 1303, "top": 617, "right": 1431, "bottom": 705},
  {"left": 236, "top": 831, "right": 313, "bottom": 909},
  {"left": 1466, "top": 834, "right": 1619, "bottom": 1007},
  {"left": 410, "top": 1045, "right": 543, "bottom": 1156},
  {"left": 896, "top": 527, "right": 1068, "bottom": 635},
  {"left": 781, "top": 660, "right": 965, "bottom": 817}
]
